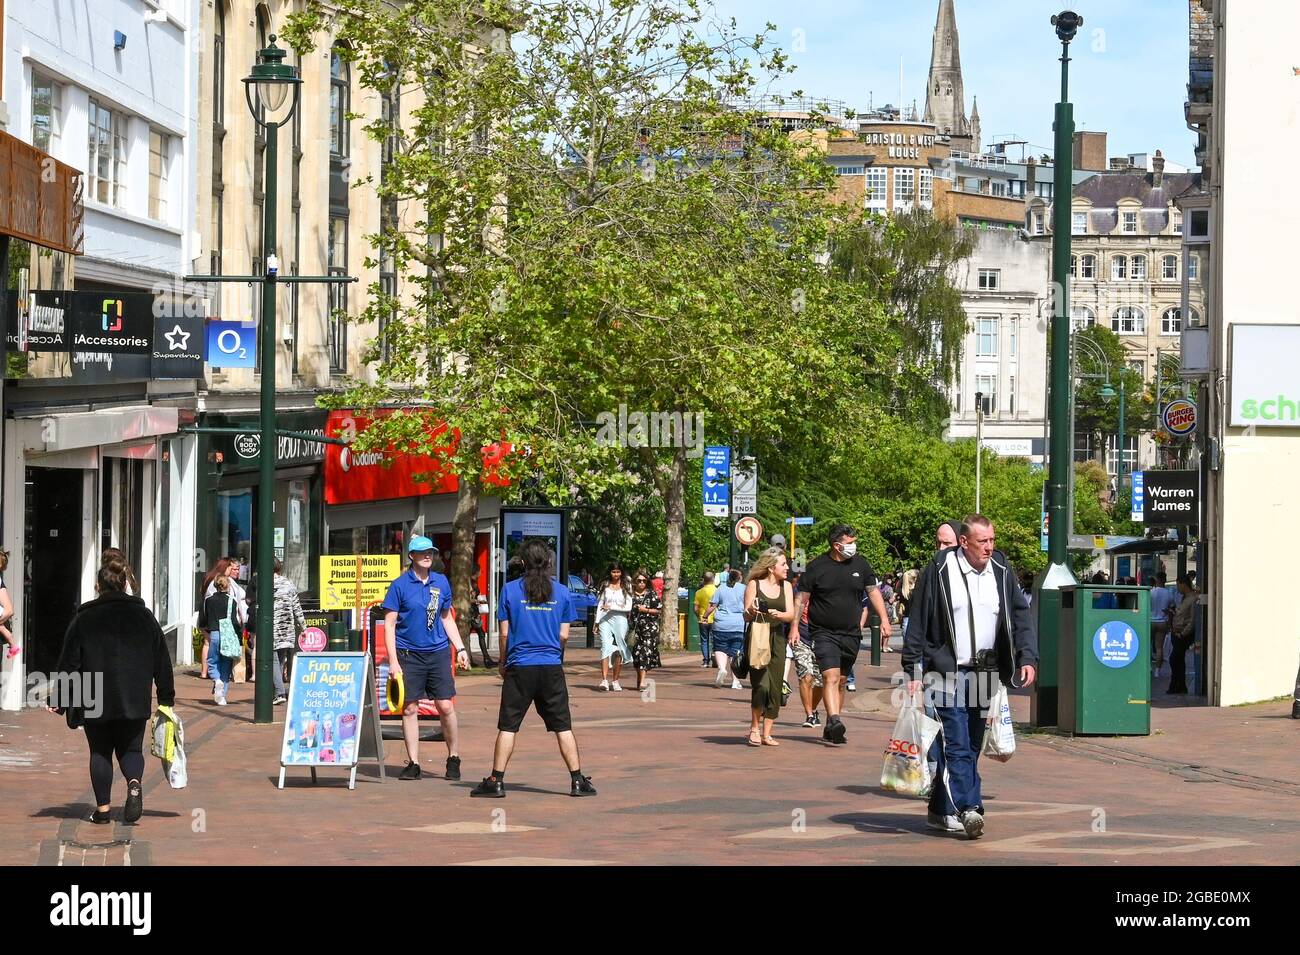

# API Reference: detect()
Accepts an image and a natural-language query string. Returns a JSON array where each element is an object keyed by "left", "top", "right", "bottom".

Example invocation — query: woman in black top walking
[{"left": 51, "top": 551, "right": 176, "bottom": 824}]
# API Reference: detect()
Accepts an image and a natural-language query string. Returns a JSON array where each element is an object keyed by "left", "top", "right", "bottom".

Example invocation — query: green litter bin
[{"left": 1058, "top": 584, "right": 1151, "bottom": 735}]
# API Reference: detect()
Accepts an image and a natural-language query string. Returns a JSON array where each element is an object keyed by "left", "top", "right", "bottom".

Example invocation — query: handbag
[
  {"left": 730, "top": 628, "right": 751, "bottom": 679},
  {"left": 218, "top": 599, "right": 242, "bottom": 658}
]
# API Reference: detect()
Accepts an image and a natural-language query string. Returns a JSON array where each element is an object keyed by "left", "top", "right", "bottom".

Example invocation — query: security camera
[{"left": 1051, "top": 11, "right": 1083, "bottom": 44}]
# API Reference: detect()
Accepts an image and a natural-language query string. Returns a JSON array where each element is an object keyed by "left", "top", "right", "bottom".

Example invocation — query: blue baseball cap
[{"left": 408, "top": 535, "right": 435, "bottom": 554}]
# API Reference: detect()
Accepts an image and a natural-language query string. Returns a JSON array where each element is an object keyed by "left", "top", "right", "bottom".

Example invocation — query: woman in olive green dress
[{"left": 743, "top": 549, "right": 796, "bottom": 746}]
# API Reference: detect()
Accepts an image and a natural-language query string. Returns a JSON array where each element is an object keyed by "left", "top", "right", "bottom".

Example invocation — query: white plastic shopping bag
[
  {"left": 881, "top": 698, "right": 941, "bottom": 797},
  {"left": 982, "top": 683, "right": 1016, "bottom": 762},
  {"left": 150, "top": 705, "right": 188, "bottom": 789}
]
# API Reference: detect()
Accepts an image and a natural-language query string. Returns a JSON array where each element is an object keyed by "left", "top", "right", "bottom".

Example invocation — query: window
[
  {"left": 978, "top": 269, "right": 1000, "bottom": 291},
  {"left": 1129, "top": 360, "right": 1145, "bottom": 379},
  {"left": 1121, "top": 210, "right": 1138, "bottom": 233},
  {"left": 1069, "top": 255, "right": 1077, "bottom": 278},
  {"left": 1080, "top": 254, "right": 1096, "bottom": 279},
  {"left": 211, "top": 0, "right": 226, "bottom": 276},
  {"left": 1070, "top": 306, "right": 1095, "bottom": 330},
  {"left": 866, "top": 167, "right": 887, "bottom": 210},
  {"left": 1111, "top": 255, "right": 1127, "bottom": 281},
  {"left": 87, "top": 98, "right": 127, "bottom": 207},
  {"left": 1188, "top": 209, "right": 1210, "bottom": 240},
  {"left": 1188, "top": 254, "right": 1199, "bottom": 280},
  {"left": 1106, "top": 435, "right": 1139, "bottom": 478},
  {"left": 990, "top": 180, "right": 1007, "bottom": 197},
  {"left": 1186, "top": 306, "right": 1201, "bottom": 326},
  {"left": 330, "top": 48, "right": 350, "bottom": 158},
  {"left": 892, "top": 167, "right": 915, "bottom": 210},
  {"left": 328, "top": 216, "right": 348, "bottom": 373},
  {"left": 1131, "top": 254, "right": 1147, "bottom": 281},
  {"left": 1007, "top": 375, "right": 1016, "bottom": 415},
  {"left": 975, "top": 376, "right": 997, "bottom": 417},
  {"left": 1161, "top": 307, "right": 1182, "bottom": 334},
  {"left": 213, "top": 1, "right": 226, "bottom": 126},
  {"left": 835, "top": 165, "right": 864, "bottom": 176},
  {"left": 149, "top": 130, "right": 169, "bottom": 221},
  {"left": 1072, "top": 212, "right": 1087, "bottom": 235},
  {"left": 31, "top": 74, "right": 62, "bottom": 153},
  {"left": 1162, "top": 255, "right": 1178, "bottom": 281},
  {"left": 1172, "top": 210, "right": 1183, "bottom": 234},
  {"left": 918, "top": 168, "right": 933, "bottom": 207},
  {"left": 1009, "top": 319, "right": 1017, "bottom": 358},
  {"left": 1032, "top": 211, "right": 1045, "bottom": 235},
  {"left": 1010, "top": 180, "right": 1025, "bottom": 198},
  {"left": 976, "top": 317, "right": 998, "bottom": 356},
  {"left": 1112, "top": 306, "right": 1145, "bottom": 334}
]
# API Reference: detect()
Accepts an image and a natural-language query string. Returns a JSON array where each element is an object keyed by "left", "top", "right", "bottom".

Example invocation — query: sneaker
[
  {"left": 802, "top": 711, "right": 821, "bottom": 728},
  {"left": 781, "top": 681, "right": 792, "bottom": 706},
  {"left": 571, "top": 775, "right": 598, "bottom": 797},
  {"left": 1292, "top": 700, "right": 1300, "bottom": 720},
  {"left": 398, "top": 761, "right": 422, "bottom": 781},
  {"left": 960, "top": 809, "right": 985, "bottom": 840},
  {"left": 823, "top": 719, "right": 847, "bottom": 745},
  {"left": 124, "top": 780, "right": 143, "bottom": 824},
  {"left": 926, "top": 811, "right": 963, "bottom": 833},
  {"left": 599, "top": 680, "right": 610, "bottom": 692},
  {"left": 730, "top": 679, "right": 743, "bottom": 690},
  {"left": 470, "top": 775, "right": 505, "bottom": 798},
  {"left": 212, "top": 679, "right": 223, "bottom": 704},
  {"left": 445, "top": 756, "right": 462, "bottom": 780},
  {"left": 89, "top": 809, "right": 112, "bottom": 825},
  {"left": 610, "top": 681, "right": 623, "bottom": 692},
  {"left": 699, "top": 659, "right": 711, "bottom": 668},
  {"left": 6, "top": 645, "right": 20, "bottom": 659},
  {"left": 272, "top": 695, "right": 287, "bottom": 705},
  {"left": 846, "top": 676, "right": 857, "bottom": 692}
]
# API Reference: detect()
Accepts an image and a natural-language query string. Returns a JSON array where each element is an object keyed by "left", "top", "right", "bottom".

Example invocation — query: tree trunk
[
  {"left": 449, "top": 472, "right": 482, "bottom": 643},
  {"left": 659, "top": 442, "right": 687, "bottom": 648}
]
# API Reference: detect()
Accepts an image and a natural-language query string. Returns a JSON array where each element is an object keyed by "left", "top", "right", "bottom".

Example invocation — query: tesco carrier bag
[{"left": 880, "top": 697, "right": 941, "bottom": 797}]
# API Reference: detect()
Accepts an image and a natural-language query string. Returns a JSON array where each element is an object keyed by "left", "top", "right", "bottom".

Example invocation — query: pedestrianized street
[{"left": 4, "top": 646, "right": 1296, "bottom": 867}]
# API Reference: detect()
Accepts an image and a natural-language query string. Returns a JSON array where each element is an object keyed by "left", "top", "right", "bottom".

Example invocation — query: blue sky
[{"left": 708, "top": 0, "right": 1196, "bottom": 168}]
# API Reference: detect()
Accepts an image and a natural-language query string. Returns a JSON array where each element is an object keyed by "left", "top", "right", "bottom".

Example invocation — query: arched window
[
  {"left": 1186, "top": 306, "right": 1201, "bottom": 326},
  {"left": 1161, "top": 307, "right": 1182, "bottom": 334},
  {"left": 1130, "top": 254, "right": 1147, "bottom": 280},
  {"left": 1080, "top": 254, "right": 1096, "bottom": 279},
  {"left": 331, "top": 46, "right": 350, "bottom": 158},
  {"left": 1110, "top": 255, "right": 1127, "bottom": 281},
  {"left": 1112, "top": 306, "right": 1145, "bottom": 334},
  {"left": 1070, "top": 306, "right": 1095, "bottom": 330},
  {"left": 1162, "top": 254, "right": 1178, "bottom": 281}
]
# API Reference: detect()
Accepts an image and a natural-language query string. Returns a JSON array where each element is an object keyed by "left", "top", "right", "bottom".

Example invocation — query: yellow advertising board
[{"left": 320, "top": 554, "right": 402, "bottom": 611}]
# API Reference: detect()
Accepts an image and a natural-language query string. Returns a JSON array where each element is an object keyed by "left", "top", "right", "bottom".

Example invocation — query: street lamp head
[
  {"left": 1051, "top": 11, "right": 1084, "bottom": 44},
  {"left": 1099, "top": 382, "right": 1117, "bottom": 400},
  {"left": 244, "top": 35, "right": 302, "bottom": 128}
]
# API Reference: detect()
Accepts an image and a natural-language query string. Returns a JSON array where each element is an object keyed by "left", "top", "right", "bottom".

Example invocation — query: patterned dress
[{"left": 631, "top": 589, "right": 663, "bottom": 670}]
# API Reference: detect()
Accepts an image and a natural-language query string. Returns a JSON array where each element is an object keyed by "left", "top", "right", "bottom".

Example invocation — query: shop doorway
[{"left": 23, "top": 467, "right": 85, "bottom": 675}]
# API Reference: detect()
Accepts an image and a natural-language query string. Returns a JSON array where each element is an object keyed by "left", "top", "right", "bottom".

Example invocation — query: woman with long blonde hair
[{"left": 743, "top": 548, "right": 796, "bottom": 746}]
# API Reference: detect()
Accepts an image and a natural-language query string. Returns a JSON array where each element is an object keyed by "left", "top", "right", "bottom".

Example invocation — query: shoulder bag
[{"left": 218, "top": 599, "right": 242, "bottom": 659}]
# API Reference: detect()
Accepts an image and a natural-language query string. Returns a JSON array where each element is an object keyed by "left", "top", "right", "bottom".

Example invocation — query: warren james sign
[{"left": 1136, "top": 470, "right": 1199, "bottom": 528}]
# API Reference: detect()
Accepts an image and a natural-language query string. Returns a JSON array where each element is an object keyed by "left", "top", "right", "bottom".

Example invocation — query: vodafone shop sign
[{"left": 323, "top": 410, "right": 457, "bottom": 505}]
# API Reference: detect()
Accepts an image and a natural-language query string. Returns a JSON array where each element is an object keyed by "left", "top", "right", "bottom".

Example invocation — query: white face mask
[{"left": 839, "top": 542, "right": 857, "bottom": 558}]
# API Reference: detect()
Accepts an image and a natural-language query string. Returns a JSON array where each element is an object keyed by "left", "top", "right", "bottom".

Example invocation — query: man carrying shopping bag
[{"left": 902, "top": 515, "right": 1038, "bottom": 839}]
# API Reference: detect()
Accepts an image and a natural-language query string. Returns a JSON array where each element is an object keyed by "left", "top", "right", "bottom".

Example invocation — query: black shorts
[
  {"left": 397, "top": 647, "right": 456, "bottom": 703},
  {"left": 498, "top": 665, "right": 572, "bottom": 734},
  {"left": 811, "top": 628, "right": 861, "bottom": 675}
]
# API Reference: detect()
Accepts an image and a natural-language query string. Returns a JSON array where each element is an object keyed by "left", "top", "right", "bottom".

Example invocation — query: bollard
[
  {"left": 586, "top": 607, "right": 596, "bottom": 649},
  {"left": 327, "top": 620, "right": 348, "bottom": 652},
  {"left": 347, "top": 628, "right": 362, "bottom": 652},
  {"left": 868, "top": 611, "right": 882, "bottom": 667}
]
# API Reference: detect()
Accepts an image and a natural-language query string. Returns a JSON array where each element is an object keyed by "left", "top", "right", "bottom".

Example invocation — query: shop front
[{"left": 194, "top": 409, "right": 327, "bottom": 608}]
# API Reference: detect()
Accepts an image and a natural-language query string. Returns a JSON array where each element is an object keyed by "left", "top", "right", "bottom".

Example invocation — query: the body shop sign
[{"left": 1230, "top": 324, "right": 1300, "bottom": 427}]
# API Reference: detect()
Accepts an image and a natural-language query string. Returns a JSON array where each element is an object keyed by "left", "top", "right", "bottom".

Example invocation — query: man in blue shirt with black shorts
[
  {"left": 470, "top": 538, "right": 596, "bottom": 798},
  {"left": 382, "top": 536, "right": 470, "bottom": 781}
]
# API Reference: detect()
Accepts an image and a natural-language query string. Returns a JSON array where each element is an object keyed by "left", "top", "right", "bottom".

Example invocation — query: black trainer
[
  {"left": 823, "top": 719, "right": 847, "bottom": 745},
  {"left": 802, "top": 711, "right": 821, "bottom": 728},
  {"left": 571, "top": 775, "right": 597, "bottom": 797},
  {"left": 398, "top": 761, "right": 421, "bottom": 781},
  {"left": 89, "top": 809, "right": 111, "bottom": 825},
  {"left": 470, "top": 775, "right": 505, "bottom": 798},
  {"left": 445, "top": 756, "right": 462, "bottom": 780},
  {"left": 124, "top": 780, "right": 143, "bottom": 823}
]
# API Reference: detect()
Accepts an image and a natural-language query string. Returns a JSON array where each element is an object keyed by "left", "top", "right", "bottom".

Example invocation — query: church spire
[
  {"left": 969, "top": 96, "right": 981, "bottom": 154},
  {"left": 923, "top": 0, "right": 973, "bottom": 150}
]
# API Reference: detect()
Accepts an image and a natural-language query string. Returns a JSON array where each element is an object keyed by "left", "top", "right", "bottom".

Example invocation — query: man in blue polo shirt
[
  {"left": 382, "top": 536, "right": 470, "bottom": 781},
  {"left": 470, "top": 538, "right": 596, "bottom": 798}
]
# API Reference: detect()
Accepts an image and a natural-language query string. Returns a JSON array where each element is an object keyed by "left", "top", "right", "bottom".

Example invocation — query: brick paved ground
[{"left": 2, "top": 647, "right": 1297, "bottom": 866}]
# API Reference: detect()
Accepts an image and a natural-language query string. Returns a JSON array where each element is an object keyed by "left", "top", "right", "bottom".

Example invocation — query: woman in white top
[
  {"left": 595, "top": 564, "right": 633, "bottom": 691},
  {"left": 200, "top": 557, "right": 248, "bottom": 680}
]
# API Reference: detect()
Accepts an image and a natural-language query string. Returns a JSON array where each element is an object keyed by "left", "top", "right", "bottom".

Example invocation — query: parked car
[{"left": 567, "top": 575, "right": 599, "bottom": 623}]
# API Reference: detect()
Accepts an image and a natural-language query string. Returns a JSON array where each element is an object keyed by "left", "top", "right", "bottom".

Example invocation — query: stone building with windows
[{"left": 1034, "top": 157, "right": 1204, "bottom": 472}]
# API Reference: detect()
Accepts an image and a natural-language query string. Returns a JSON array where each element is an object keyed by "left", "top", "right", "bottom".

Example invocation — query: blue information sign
[
  {"left": 703, "top": 446, "right": 730, "bottom": 518},
  {"left": 792, "top": 517, "right": 815, "bottom": 526},
  {"left": 1092, "top": 621, "right": 1140, "bottom": 669},
  {"left": 1131, "top": 471, "right": 1145, "bottom": 522}
]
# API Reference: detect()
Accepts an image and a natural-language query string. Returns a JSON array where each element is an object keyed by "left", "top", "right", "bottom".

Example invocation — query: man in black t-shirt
[{"left": 796, "top": 524, "right": 891, "bottom": 745}]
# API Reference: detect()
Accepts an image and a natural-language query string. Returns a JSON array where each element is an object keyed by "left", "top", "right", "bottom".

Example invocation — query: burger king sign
[{"left": 1162, "top": 399, "right": 1197, "bottom": 437}]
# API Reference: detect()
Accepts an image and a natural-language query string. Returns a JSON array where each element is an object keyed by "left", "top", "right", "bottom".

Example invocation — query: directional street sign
[{"left": 732, "top": 460, "right": 757, "bottom": 515}]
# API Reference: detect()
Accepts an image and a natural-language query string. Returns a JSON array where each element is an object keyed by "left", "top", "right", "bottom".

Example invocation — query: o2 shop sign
[{"left": 206, "top": 321, "right": 257, "bottom": 368}]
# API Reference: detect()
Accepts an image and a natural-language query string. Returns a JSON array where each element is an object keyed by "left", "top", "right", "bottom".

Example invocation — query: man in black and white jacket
[{"left": 903, "top": 514, "right": 1038, "bottom": 839}]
